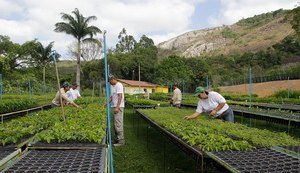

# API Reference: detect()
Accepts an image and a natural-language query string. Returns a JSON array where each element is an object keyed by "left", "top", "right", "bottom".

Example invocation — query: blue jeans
[{"left": 217, "top": 107, "right": 234, "bottom": 122}]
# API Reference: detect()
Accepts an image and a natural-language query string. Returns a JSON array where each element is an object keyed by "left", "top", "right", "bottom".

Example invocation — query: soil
[{"left": 219, "top": 79, "right": 300, "bottom": 97}]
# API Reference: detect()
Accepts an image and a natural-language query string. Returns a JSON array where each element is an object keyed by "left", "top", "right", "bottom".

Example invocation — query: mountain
[{"left": 157, "top": 9, "right": 294, "bottom": 58}]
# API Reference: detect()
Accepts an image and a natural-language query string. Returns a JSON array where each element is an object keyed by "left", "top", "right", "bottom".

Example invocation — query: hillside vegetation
[{"left": 158, "top": 9, "right": 293, "bottom": 58}]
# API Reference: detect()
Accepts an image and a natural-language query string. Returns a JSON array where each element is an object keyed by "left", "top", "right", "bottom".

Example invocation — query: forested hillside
[{"left": 157, "top": 9, "right": 293, "bottom": 58}]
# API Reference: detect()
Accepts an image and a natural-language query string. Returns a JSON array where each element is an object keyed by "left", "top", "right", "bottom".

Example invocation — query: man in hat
[
  {"left": 184, "top": 87, "right": 234, "bottom": 122},
  {"left": 106, "top": 75, "right": 125, "bottom": 146},
  {"left": 51, "top": 81, "right": 81, "bottom": 108}
]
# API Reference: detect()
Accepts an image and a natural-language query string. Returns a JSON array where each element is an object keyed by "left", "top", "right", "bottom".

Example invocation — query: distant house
[{"left": 117, "top": 79, "right": 168, "bottom": 95}]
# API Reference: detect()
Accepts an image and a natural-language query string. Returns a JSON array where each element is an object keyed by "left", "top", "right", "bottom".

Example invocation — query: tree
[
  {"left": 24, "top": 40, "right": 59, "bottom": 91},
  {"left": 154, "top": 56, "right": 192, "bottom": 85},
  {"left": 132, "top": 35, "right": 158, "bottom": 82},
  {"left": 0, "top": 35, "right": 31, "bottom": 74},
  {"left": 67, "top": 39, "right": 102, "bottom": 62},
  {"left": 115, "top": 28, "right": 136, "bottom": 53},
  {"left": 186, "top": 58, "right": 210, "bottom": 87},
  {"left": 54, "top": 8, "right": 101, "bottom": 90}
]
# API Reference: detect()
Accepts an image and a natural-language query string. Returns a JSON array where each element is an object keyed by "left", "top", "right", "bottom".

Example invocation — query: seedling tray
[
  {"left": 2, "top": 147, "right": 106, "bottom": 173},
  {"left": 0, "top": 149, "right": 14, "bottom": 161},
  {"left": 31, "top": 141, "right": 105, "bottom": 148},
  {"left": 0, "top": 104, "right": 51, "bottom": 122},
  {"left": 283, "top": 146, "right": 300, "bottom": 154},
  {"left": 208, "top": 148, "right": 300, "bottom": 172}
]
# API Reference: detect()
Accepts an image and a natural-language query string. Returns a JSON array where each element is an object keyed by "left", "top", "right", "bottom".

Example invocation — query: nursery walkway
[{"left": 112, "top": 109, "right": 201, "bottom": 173}]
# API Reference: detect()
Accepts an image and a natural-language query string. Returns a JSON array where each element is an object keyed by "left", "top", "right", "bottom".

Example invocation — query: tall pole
[
  {"left": 52, "top": 50, "right": 66, "bottom": 124},
  {"left": 249, "top": 67, "right": 253, "bottom": 127},
  {"left": 249, "top": 67, "right": 252, "bottom": 108},
  {"left": 103, "top": 31, "right": 114, "bottom": 173},
  {"left": 138, "top": 63, "right": 140, "bottom": 93},
  {"left": 0, "top": 74, "right": 2, "bottom": 100},
  {"left": 288, "top": 77, "right": 290, "bottom": 99},
  {"left": 206, "top": 75, "right": 209, "bottom": 90},
  {"left": 92, "top": 81, "right": 95, "bottom": 103},
  {"left": 132, "top": 70, "right": 135, "bottom": 80},
  {"left": 28, "top": 80, "right": 32, "bottom": 99}
]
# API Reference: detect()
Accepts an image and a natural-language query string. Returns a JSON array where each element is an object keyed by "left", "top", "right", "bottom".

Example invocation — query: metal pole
[
  {"left": 138, "top": 63, "right": 140, "bottom": 93},
  {"left": 249, "top": 67, "right": 252, "bottom": 108},
  {"left": 28, "top": 80, "right": 31, "bottom": 97},
  {"left": 249, "top": 67, "right": 252, "bottom": 127},
  {"left": 0, "top": 74, "right": 2, "bottom": 100},
  {"left": 206, "top": 75, "right": 209, "bottom": 90},
  {"left": 288, "top": 77, "right": 290, "bottom": 99},
  {"left": 132, "top": 69, "right": 135, "bottom": 80},
  {"left": 92, "top": 81, "right": 95, "bottom": 103},
  {"left": 103, "top": 31, "right": 114, "bottom": 173}
]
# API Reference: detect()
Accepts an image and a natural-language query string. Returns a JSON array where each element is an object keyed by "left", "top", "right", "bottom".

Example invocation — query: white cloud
[
  {"left": 0, "top": 0, "right": 200, "bottom": 58},
  {"left": 0, "top": 19, "right": 37, "bottom": 42},
  {"left": 0, "top": 0, "right": 297, "bottom": 58},
  {"left": 208, "top": 0, "right": 299, "bottom": 26}
]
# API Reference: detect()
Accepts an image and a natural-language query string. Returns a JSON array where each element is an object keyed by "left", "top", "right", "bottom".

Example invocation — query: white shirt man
[
  {"left": 196, "top": 91, "right": 229, "bottom": 117},
  {"left": 184, "top": 86, "right": 234, "bottom": 122},
  {"left": 172, "top": 85, "right": 182, "bottom": 107},
  {"left": 67, "top": 85, "right": 81, "bottom": 101},
  {"left": 111, "top": 82, "right": 125, "bottom": 108},
  {"left": 108, "top": 75, "right": 125, "bottom": 146}
]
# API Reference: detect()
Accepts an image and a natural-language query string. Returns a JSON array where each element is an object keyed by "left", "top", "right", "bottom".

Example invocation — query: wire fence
[
  {"left": 1, "top": 80, "right": 57, "bottom": 95},
  {"left": 220, "top": 72, "right": 300, "bottom": 86}
]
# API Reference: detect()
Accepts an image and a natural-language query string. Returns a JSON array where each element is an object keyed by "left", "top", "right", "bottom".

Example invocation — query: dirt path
[{"left": 219, "top": 79, "right": 300, "bottom": 97}]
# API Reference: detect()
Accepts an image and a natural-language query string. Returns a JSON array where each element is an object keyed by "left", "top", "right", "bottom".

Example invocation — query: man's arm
[
  {"left": 209, "top": 102, "right": 225, "bottom": 116},
  {"left": 184, "top": 112, "right": 200, "bottom": 120},
  {"left": 114, "top": 93, "right": 122, "bottom": 113},
  {"left": 70, "top": 102, "right": 81, "bottom": 108},
  {"left": 103, "top": 96, "right": 112, "bottom": 107},
  {"left": 61, "top": 93, "right": 81, "bottom": 108}
]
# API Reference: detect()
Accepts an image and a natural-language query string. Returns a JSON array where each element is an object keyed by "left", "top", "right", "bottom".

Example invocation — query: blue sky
[
  {"left": 191, "top": 0, "right": 221, "bottom": 30},
  {"left": 0, "top": 0, "right": 298, "bottom": 59}
]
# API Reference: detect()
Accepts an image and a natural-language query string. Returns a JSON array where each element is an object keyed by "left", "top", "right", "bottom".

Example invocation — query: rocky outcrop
[
  {"left": 157, "top": 14, "right": 293, "bottom": 58},
  {"left": 158, "top": 26, "right": 227, "bottom": 57}
]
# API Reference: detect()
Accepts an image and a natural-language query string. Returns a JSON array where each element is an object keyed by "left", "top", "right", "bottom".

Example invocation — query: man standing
[
  {"left": 143, "top": 88, "right": 150, "bottom": 99},
  {"left": 108, "top": 75, "right": 125, "bottom": 146},
  {"left": 171, "top": 84, "right": 182, "bottom": 108},
  {"left": 184, "top": 87, "right": 234, "bottom": 122}
]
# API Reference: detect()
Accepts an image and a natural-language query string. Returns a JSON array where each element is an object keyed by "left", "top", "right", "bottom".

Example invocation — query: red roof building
[{"left": 117, "top": 79, "right": 168, "bottom": 95}]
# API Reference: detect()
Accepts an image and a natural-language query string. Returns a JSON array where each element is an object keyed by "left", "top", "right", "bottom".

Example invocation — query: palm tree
[
  {"left": 26, "top": 40, "right": 59, "bottom": 93},
  {"left": 54, "top": 8, "right": 101, "bottom": 90}
]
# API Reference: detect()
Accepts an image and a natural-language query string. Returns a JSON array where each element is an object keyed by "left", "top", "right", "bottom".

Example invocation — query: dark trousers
[{"left": 217, "top": 107, "right": 234, "bottom": 122}]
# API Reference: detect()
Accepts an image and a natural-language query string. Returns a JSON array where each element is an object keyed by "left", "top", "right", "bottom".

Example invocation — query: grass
[
  {"left": 112, "top": 108, "right": 223, "bottom": 173},
  {"left": 112, "top": 108, "right": 222, "bottom": 173}
]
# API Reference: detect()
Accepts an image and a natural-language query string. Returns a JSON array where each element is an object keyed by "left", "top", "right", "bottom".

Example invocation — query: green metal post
[
  {"left": 206, "top": 75, "right": 209, "bottom": 90},
  {"left": 288, "top": 77, "right": 290, "bottom": 99},
  {"left": 103, "top": 31, "right": 114, "bottom": 173},
  {"left": 249, "top": 67, "right": 252, "bottom": 127},
  {"left": 249, "top": 67, "right": 252, "bottom": 108},
  {"left": 0, "top": 74, "right": 2, "bottom": 100},
  {"left": 28, "top": 80, "right": 32, "bottom": 99}
]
